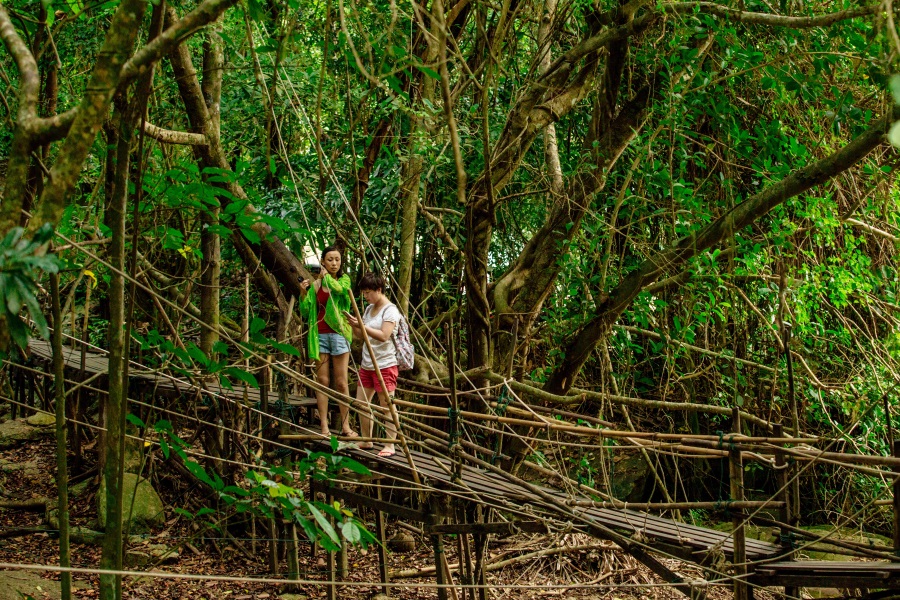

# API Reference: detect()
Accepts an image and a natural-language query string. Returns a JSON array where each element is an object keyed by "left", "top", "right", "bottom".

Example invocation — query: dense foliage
[{"left": 2, "top": 0, "right": 900, "bottom": 532}]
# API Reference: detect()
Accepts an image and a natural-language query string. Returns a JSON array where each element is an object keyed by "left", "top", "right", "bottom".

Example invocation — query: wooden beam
[
  {"left": 322, "top": 483, "right": 427, "bottom": 523},
  {"left": 425, "top": 521, "right": 550, "bottom": 536}
]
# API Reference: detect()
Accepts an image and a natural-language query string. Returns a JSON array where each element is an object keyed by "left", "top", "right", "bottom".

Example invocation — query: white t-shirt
[{"left": 361, "top": 302, "right": 400, "bottom": 370}]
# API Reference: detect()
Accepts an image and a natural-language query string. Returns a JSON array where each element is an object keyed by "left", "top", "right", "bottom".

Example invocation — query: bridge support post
[
  {"left": 286, "top": 521, "right": 300, "bottom": 591},
  {"left": 472, "top": 505, "right": 488, "bottom": 600},
  {"left": 774, "top": 424, "right": 799, "bottom": 599},
  {"left": 375, "top": 484, "right": 390, "bottom": 597},
  {"left": 893, "top": 440, "right": 900, "bottom": 561},
  {"left": 431, "top": 530, "right": 449, "bottom": 600},
  {"left": 730, "top": 407, "right": 749, "bottom": 600},
  {"left": 326, "top": 491, "right": 337, "bottom": 600}
]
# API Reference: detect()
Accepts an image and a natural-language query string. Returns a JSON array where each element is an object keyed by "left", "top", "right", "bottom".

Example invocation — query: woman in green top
[{"left": 299, "top": 246, "right": 356, "bottom": 437}]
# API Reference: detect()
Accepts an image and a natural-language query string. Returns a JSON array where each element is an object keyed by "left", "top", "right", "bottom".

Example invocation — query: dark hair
[
  {"left": 320, "top": 245, "right": 343, "bottom": 278},
  {"left": 358, "top": 271, "right": 385, "bottom": 292}
]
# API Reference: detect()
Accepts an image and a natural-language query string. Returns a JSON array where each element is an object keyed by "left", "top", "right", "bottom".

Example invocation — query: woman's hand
[
  {"left": 300, "top": 279, "right": 311, "bottom": 291},
  {"left": 347, "top": 314, "right": 360, "bottom": 328}
]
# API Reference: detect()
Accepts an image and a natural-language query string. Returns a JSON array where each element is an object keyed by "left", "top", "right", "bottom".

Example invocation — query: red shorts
[{"left": 358, "top": 366, "right": 399, "bottom": 393}]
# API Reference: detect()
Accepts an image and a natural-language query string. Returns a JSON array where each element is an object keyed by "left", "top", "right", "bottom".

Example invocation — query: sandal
[
  {"left": 377, "top": 447, "right": 396, "bottom": 458},
  {"left": 341, "top": 430, "right": 359, "bottom": 438},
  {"left": 358, "top": 442, "right": 374, "bottom": 450}
]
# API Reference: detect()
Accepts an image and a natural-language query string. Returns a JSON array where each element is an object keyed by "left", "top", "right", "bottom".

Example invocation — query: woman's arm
[
  {"left": 365, "top": 319, "right": 396, "bottom": 343},
  {"left": 347, "top": 314, "right": 396, "bottom": 342}
]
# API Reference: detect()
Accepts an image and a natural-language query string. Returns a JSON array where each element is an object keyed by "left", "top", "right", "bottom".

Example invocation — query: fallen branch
[
  {"left": 390, "top": 542, "right": 614, "bottom": 578},
  {"left": 0, "top": 498, "right": 49, "bottom": 511}
]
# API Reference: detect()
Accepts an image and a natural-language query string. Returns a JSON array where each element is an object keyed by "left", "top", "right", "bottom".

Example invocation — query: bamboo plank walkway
[
  {"left": 18, "top": 338, "right": 900, "bottom": 591},
  {"left": 25, "top": 339, "right": 316, "bottom": 409}
]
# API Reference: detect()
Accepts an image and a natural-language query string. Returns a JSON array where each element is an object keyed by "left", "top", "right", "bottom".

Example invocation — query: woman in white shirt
[{"left": 347, "top": 272, "right": 401, "bottom": 457}]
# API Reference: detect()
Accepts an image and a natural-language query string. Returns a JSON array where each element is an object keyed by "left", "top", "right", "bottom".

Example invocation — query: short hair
[{"left": 358, "top": 271, "right": 385, "bottom": 292}]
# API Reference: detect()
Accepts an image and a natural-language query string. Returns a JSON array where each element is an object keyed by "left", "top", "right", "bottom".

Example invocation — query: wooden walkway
[
  {"left": 25, "top": 339, "right": 316, "bottom": 410},
  {"left": 14, "top": 338, "right": 900, "bottom": 593}
]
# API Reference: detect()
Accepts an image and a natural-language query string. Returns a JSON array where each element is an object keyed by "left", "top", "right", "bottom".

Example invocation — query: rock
[
  {"left": 124, "top": 544, "right": 178, "bottom": 567},
  {"left": 610, "top": 452, "right": 650, "bottom": 502},
  {"left": 0, "top": 419, "right": 50, "bottom": 448},
  {"left": 0, "top": 458, "right": 41, "bottom": 479},
  {"left": 98, "top": 473, "right": 165, "bottom": 532},
  {"left": 68, "top": 479, "right": 91, "bottom": 499},
  {"left": 70, "top": 526, "right": 105, "bottom": 545},
  {"left": 25, "top": 413, "right": 56, "bottom": 427},
  {"left": 387, "top": 531, "right": 415, "bottom": 553},
  {"left": 123, "top": 426, "right": 144, "bottom": 474},
  {"left": 0, "top": 569, "right": 87, "bottom": 600},
  {"left": 124, "top": 550, "right": 152, "bottom": 567},
  {"left": 278, "top": 595, "right": 310, "bottom": 600}
]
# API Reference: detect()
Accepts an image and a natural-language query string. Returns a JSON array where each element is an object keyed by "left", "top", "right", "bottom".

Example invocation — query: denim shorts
[{"left": 318, "top": 333, "right": 350, "bottom": 355}]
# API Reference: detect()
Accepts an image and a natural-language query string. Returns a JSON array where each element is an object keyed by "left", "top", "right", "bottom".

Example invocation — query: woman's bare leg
[
  {"left": 331, "top": 352, "right": 354, "bottom": 434},
  {"left": 378, "top": 389, "right": 396, "bottom": 456},
  {"left": 357, "top": 385, "right": 377, "bottom": 449},
  {"left": 315, "top": 356, "right": 331, "bottom": 435}
]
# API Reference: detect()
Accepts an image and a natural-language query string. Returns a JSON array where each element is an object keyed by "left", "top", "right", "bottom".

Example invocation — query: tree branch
[
  {"left": 142, "top": 121, "right": 208, "bottom": 145},
  {"left": 545, "top": 105, "right": 900, "bottom": 394},
  {"left": 28, "top": 0, "right": 148, "bottom": 232},
  {"left": 664, "top": 2, "right": 878, "bottom": 27},
  {"left": 27, "top": 0, "right": 239, "bottom": 146},
  {"left": 0, "top": 5, "right": 41, "bottom": 231}
]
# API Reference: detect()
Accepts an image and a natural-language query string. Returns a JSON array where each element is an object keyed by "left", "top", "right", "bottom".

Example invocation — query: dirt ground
[{"left": 0, "top": 434, "right": 776, "bottom": 600}]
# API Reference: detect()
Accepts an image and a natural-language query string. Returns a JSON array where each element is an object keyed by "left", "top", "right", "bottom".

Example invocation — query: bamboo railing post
[
  {"left": 268, "top": 517, "right": 279, "bottom": 576},
  {"left": 287, "top": 522, "right": 300, "bottom": 591},
  {"left": 309, "top": 478, "right": 319, "bottom": 560},
  {"left": 375, "top": 484, "right": 390, "bottom": 597},
  {"left": 783, "top": 323, "right": 801, "bottom": 526},
  {"left": 729, "top": 407, "right": 748, "bottom": 600},
  {"left": 432, "top": 530, "right": 449, "bottom": 600},
  {"left": 10, "top": 364, "right": 19, "bottom": 420},
  {"left": 774, "top": 424, "right": 799, "bottom": 599},
  {"left": 51, "top": 275, "right": 72, "bottom": 600},
  {"left": 893, "top": 440, "right": 900, "bottom": 560},
  {"left": 326, "top": 491, "right": 337, "bottom": 600},
  {"left": 448, "top": 317, "right": 461, "bottom": 481}
]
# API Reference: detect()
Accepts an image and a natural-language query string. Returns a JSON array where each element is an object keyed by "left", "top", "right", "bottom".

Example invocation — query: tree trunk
[
  {"left": 199, "top": 16, "right": 224, "bottom": 356},
  {"left": 99, "top": 106, "right": 131, "bottom": 600}
]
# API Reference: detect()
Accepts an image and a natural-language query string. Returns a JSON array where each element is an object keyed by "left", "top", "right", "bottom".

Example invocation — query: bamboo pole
[
  {"left": 394, "top": 399, "right": 817, "bottom": 444},
  {"left": 893, "top": 439, "right": 900, "bottom": 560},
  {"left": 567, "top": 500, "right": 785, "bottom": 510},
  {"left": 449, "top": 317, "right": 461, "bottom": 482},
  {"left": 729, "top": 408, "right": 747, "bottom": 600},
  {"left": 375, "top": 485, "right": 390, "bottom": 597},
  {"left": 784, "top": 323, "right": 801, "bottom": 528},
  {"left": 50, "top": 277, "right": 71, "bottom": 600}
]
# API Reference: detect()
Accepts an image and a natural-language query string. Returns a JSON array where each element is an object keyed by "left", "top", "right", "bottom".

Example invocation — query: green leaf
[
  {"left": 341, "top": 520, "right": 362, "bottom": 544},
  {"left": 415, "top": 65, "right": 440, "bottom": 80},
  {"left": 308, "top": 503, "right": 340, "bottom": 544},
  {"left": 271, "top": 341, "right": 302, "bottom": 357},
  {"left": 890, "top": 74, "right": 900, "bottom": 106},
  {"left": 250, "top": 317, "right": 266, "bottom": 334},
  {"left": 226, "top": 367, "right": 259, "bottom": 388},
  {"left": 126, "top": 414, "right": 146, "bottom": 428},
  {"left": 337, "top": 458, "right": 371, "bottom": 476}
]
